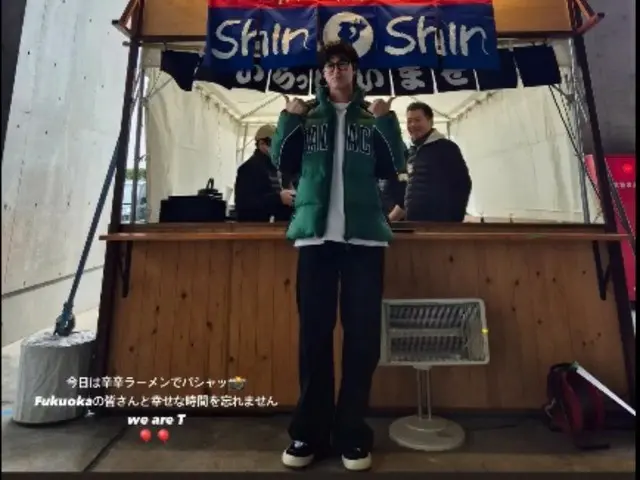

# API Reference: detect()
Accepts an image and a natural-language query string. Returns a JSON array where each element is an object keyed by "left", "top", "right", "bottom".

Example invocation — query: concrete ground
[{"left": 1, "top": 308, "right": 636, "bottom": 473}]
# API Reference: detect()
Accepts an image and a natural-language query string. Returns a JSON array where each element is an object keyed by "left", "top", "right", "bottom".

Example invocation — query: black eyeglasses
[{"left": 324, "top": 60, "right": 351, "bottom": 71}]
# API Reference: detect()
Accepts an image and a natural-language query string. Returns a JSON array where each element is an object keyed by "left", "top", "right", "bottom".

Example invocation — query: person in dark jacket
[
  {"left": 400, "top": 102, "right": 472, "bottom": 222},
  {"left": 281, "top": 172, "right": 300, "bottom": 191},
  {"left": 379, "top": 175, "right": 406, "bottom": 217},
  {"left": 234, "top": 124, "right": 295, "bottom": 222},
  {"left": 379, "top": 146, "right": 409, "bottom": 221}
]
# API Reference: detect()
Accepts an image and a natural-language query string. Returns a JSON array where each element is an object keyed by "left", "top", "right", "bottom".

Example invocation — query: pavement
[{"left": 1, "top": 308, "right": 636, "bottom": 473}]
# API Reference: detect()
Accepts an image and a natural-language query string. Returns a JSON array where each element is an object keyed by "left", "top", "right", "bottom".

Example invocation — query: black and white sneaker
[
  {"left": 281, "top": 441, "right": 315, "bottom": 469},
  {"left": 341, "top": 447, "right": 372, "bottom": 471}
]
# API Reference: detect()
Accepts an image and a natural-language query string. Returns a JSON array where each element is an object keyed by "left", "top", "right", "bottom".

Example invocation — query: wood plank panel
[
  {"left": 528, "top": 243, "right": 576, "bottom": 396},
  {"left": 104, "top": 234, "right": 630, "bottom": 412},
  {"left": 254, "top": 241, "right": 276, "bottom": 401},
  {"left": 149, "top": 241, "right": 182, "bottom": 400},
  {"left": 416, "top": 243, "right": 471, "bottom": 408},
  {"left": 205, "top": 242, "right": 232, "bottom": 399},
  {"left": 168, "top": 241, "right": 197, "bottom": 397},
  {"left": 119, "top": 222, "right": 610, "bottom": 234},
  {"left": 445, "top": 241, "right": 490, "bottom": 408},
  {"left": 271, "top": 243, "right": 298, "bottom": 407},
  {"left": 108, "top": 242, "right": 148, "bottom": 399},
  {"left": 131, "top": 243, "right": 164, "bottom": 400},
  {"left": 186, "top": 242, "right": 216, "bottom": 397},
  {"left": 371, "top": 244, "right": 418, "bottom": 409},
  {"left": 556, "top": 242, "right": 627, "bottom": 396},
  {"left": 228, "top": 242, "right": 260, "bottom": 399},
  {"left": 138, "top": 0, "right": 573, "bottom": 38},
  {"left": 476, "top": 243, "right": 524, "bottom": 408},
  {"left": 505, "top": 242, "right": 542, "bottom": 405}
]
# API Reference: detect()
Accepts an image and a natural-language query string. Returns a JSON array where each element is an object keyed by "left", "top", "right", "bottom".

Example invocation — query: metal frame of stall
[{"left": 92, "top": 0, "right": 636, "bottom": 409}]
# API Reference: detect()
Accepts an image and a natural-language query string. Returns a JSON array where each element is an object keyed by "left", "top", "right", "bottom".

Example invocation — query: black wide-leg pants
[{"left": 288, "top": 241, "right": 385, "bottom": 452}]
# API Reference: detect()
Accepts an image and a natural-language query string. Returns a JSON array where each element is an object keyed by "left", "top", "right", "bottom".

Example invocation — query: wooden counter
[{"left": 97, "top": 222, "right": 631, "bottom": 412}]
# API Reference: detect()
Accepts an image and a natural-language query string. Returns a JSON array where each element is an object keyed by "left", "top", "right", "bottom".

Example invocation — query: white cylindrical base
[
  {"left": 13, "top": 330, "right": 96, "bottom": 425},
  {"left": 389, "top": 415, "right": 466, "bottom": 452}
]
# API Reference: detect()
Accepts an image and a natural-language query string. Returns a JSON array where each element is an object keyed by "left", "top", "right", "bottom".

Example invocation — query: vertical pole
[
  {"left": 240, "top": 123, "right": 249, "bottom": 163},
  {"left": 109, "top": 57, "right": 141, "bottom": 229},
  {"left": 571, "top": 7, "right": 635, "bottom": 405},
  {"left": 91, "top": 0, "right": 145, "bottom": 396},
  {"left": 573, "top": 114, "right": 591, "bottom": 224},
  {"left": 234, "top": 120, "right": 242, "bottom": 166},
  {"left": 568, "top": 41, "right": 591, "bottom": 223},
  {"left": 130, "top": 62, "right": 145, "bottom": 224}
]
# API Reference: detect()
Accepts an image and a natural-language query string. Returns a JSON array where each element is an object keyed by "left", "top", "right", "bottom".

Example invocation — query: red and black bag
[{"left": 543, "top": 362, "right": 609, "bottom": 450}]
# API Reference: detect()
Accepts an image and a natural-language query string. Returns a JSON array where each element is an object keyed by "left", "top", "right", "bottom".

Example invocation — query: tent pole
[
  {"left": 547, "top": 82, "right": 595, "bottom": 224},
  {"left": 234, "top": 121, "right": 242, "bottom": 167},
  {"left": 130, "top": 62, "right": 146, "bottom": 224},
  {"left": 240, "top": 123, "right": 249, "bottom": 164},
  {"left": 567, "top": 40, "right": 591, "bottom": 224},
  {"left": 571, "top": 11, "right": 635, "bottom": 405}
]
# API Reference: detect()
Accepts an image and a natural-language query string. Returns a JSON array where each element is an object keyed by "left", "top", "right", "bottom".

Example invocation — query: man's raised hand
[
  {"left": 368, "top": 97, "right": 396, "bottom": 118},
  {"left": 284, "top": 95, "right": 309, "bottom": 116}
]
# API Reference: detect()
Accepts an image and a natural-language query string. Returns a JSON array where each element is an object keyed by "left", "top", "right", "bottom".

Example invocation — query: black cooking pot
[{"left": 198, "top": 178, "right": 223, "bottom": 200}]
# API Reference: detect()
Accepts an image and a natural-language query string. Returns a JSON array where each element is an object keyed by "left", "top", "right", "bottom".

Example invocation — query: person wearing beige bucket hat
[{"left": 233, "top": 123, "right": 296, "bottom": 222}]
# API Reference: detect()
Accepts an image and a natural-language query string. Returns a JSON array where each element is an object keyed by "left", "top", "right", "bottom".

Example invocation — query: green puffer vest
[{"left": 271, "top": 87, "right": 406, "bottom": 242}]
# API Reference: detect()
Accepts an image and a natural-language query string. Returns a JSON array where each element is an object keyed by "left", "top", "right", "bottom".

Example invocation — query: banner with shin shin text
[{"left": 204, "top": 0, "right": 500, "bottom": 73}]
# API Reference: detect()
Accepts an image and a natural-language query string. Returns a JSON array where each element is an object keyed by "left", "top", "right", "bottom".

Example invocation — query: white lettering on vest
[
  {"left": 304, "top": 124, "right": 329, "bottom": 153},
  {"left": 346, "top": 124, "right": 372, "bottom": 155}
]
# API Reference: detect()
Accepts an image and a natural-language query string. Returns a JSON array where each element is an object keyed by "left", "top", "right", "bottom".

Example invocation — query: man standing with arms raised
[{"left": 271, "top": 41, "right": 405, "bottom": 472}]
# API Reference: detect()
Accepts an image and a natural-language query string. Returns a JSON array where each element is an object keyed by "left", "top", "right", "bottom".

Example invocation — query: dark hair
[
  {"left": 318, "top": 41, "right": 359, "bottom": 66},
  {"left": 407, "top": 101, "right": 434, "bottom": 120}
]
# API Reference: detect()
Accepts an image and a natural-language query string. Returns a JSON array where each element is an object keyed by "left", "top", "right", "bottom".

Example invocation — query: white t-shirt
[{"left": 295, "top": 102, "right": 388, "bottom": 248}]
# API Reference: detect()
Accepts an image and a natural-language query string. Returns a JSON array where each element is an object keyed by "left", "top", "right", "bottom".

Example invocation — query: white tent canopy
[{"left": 139, "top": 39, "right": 598, "bottom": 224}]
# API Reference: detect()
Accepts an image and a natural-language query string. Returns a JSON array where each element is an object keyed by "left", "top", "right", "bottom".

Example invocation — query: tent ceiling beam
[
  {"left": 240, "top": 93, "right": 284, "bottom": 121},
  {"left": 145, "top": 78, "right": 172, "bottom": 103},
  {"left": 409, "top": 96, "right": 453, "bottom": 120},
  {"left": 449, "top": 92, "right": 495, "bottom": 124},
  {"left": 195, "top": 84, "right": 244, "bottom": 120}
]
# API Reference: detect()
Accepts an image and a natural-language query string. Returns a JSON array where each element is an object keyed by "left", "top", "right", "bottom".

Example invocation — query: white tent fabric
[
  {"left": 145, "top": 70, "right": 242, "bottom": 222},
  {"left": 451, "top": 85, "right": 599, "bottom": 222},
  {"left": 141, "top": 39, "right": 598, "bottom": 223}
]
